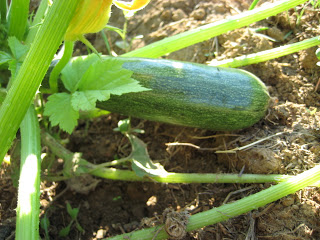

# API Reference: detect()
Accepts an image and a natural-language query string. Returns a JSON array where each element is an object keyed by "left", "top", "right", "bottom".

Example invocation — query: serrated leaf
[
  {"left": 8, "top": 36, "right": 29, "bottom": 60},
  {"left": 0, "top": 51, "right": 12, "bottom": 65},
  {"left": 61, "top": 54, "right": 100, "bottom": 93},
  {"left": 77, "top": 58, "right": 148, "bottom": 95},
  {"left": 127, "top": 134, "right": 168, "bottom": 178},
  {"left": 71, "top": 90, "right": 110, "bottom": 111},
  {"left": 43, "top": 93, "right": 79, "bottom": 133}
]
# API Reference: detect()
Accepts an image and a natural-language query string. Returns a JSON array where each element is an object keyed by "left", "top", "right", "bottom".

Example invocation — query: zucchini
[
  {"left": 46, "top": 57, "right": 270, "bottom": 131},
  {"left": 97, "top": 57, "right": 270, "bottom": 131}
]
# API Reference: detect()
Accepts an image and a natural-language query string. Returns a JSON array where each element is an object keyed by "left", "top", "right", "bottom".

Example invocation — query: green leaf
[
  {"left": 59, "top": 223, "right": 72, "bottom": 237},
  {"left": 316, "top": 48, "right": 320, "bottom": 60},
  {"left": 78, "top": 58, "right": 148, "bottom": 94},
  {"left": 75, "top": 221, "right": 85, "bottom": 233},
  {"left": 71, "top": 90, "right": 110, "bottom": 111},
  {"left": 8, "top": 59, "right": 22, "bottom": 80},
  {"left": 66, "top": 202, "right": 79, "bottom": 220},
  {"left": 61, "top": 54, "right": 100, "bottom": 93},
  {"left": 70, "top": 58, "right": 148, "bottom": 111},
  {"left": 40, "top": 216, "right": 50, "bottom": 231},
  {"left": 43, "top": 93, "right": 79, "bottom": 134},
  {"left": 127, "top": 134, "right": 168, "bottom": 178},
  {"left": 8, "top": 36, "right": 29, "bottom": 60},
  {"left": 0, "top": 51, "right": 13, "bottom": 65}
]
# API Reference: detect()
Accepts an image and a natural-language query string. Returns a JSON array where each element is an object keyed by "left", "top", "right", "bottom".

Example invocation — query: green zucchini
[
  {"left": 46, "top": 57, "right": 270, "bottom": 131},
  {"left": 96, "top": 57, "right": 270, "bottom": 131}
]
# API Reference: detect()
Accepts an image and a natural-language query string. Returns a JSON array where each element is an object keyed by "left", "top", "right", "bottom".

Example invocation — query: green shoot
[
  {"left": 249, "top": 0, "right": 262, "bottom": 10},
  {"left": 59, "top": 202, "right": 84, "bottom": 237},
  {"left": 100, "top": 30, "right": 112, "bottom": 55}
]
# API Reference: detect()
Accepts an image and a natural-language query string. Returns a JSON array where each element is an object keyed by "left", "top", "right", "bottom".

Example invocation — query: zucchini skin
[{"left": 96, "top": 57, "right": 270, "bottom": 131}]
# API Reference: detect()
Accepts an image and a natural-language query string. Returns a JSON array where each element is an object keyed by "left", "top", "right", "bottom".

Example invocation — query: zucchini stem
[
  {"left": 108, "top": 164, "right": 320, "bottom": 240},
  {"left": 41, "top": 131, "right": 291, "bottom": 184},
  {"left": 16, "top": 105, "right": 41, "bottom": 240}
]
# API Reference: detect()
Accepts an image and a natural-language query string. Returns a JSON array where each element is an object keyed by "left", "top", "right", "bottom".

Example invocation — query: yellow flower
[
  {"left": 65, "top": 0, "right": 150, "bottom": 41},
  {"left": 113, "top": 0, "right": 151, "bottom": 11}
]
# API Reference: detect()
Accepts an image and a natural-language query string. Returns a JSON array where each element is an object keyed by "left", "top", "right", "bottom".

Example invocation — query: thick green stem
[
  {"left": 122, "top": 0, "right": 308, "bottom": 58},
  {"left": 108, "top": 164, "right": 320, "bottom": 240},
  {"left": 16, "top": 105, "right": 41, "bottom": 240},
  {"left": 0, "top": 0, "right": 80, "bottom": 166},
  {"left": 41, "top": 131, "right": 291, "bottom": 184},
  {"left": 210, "top": 35, "right": 320, "bottom": 68},
  {"left": 7, "top": 0, "right": 30, "bottom": 40}
]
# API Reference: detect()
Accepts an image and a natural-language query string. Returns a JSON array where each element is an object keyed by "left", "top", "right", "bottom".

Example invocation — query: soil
[{"left": 1, "top": 0, "right": 320, "bottom": 239}]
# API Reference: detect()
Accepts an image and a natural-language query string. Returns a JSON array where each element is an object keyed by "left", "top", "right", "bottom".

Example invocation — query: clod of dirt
[
  {"left": 299, "top": 47, "right": 319, "bottom": 71},
  {"left": 66, "top": 174, "right": 101, "bottom": 195},
  {"left": 218, "top": 148, "right": 280, "bottom": 174},
  {"left": 190, "top": 8, "right": 206, "bottom": 20},
  {"left": 172, "top": 9, "right": 188, "bottom": 21},
  {"left": 163, "top": 208, "right": 190, "bottom": 240},
  {"left": 237, "top": 148, "right": 280, "bottom": 174},
  {"left": 266, "top": 26, "right": 285, "bottom": 41}
]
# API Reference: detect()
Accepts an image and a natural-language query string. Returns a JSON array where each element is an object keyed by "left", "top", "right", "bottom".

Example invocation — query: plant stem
[
  {"left": 122, "top": 0, "right": 308, "bottom": 58},
  {"left": 41, "top": 131, "right": 291, "bottom": 184},
  {"left": 90, "top": 167, "right": 290, "bottom": 183},
  {"left": 25, "top": 0, "right": 50, "bottom": 45},
  {"left": 108, "top": 164, "right": 320, "bottom": 240},
  {"left": 16, "top": 105, "right": 41, "bottom": 240},
  {"left": 249, "top": 0, "right": 261, "bottom": 10},
  {"left": 0, "top": 0, "right": 7, "bottom": 23},
  {"left": 7, "top": 0, "right": 30, "bottom": 40},
  {"left": 209, "top": 35, "right": 320, "bottom": 68},
  {"left": 0, "top": 0, "right": 80, "bottom": 166},
  {"left": 49, "top": 41, "right": 74, "bottom": 93}
]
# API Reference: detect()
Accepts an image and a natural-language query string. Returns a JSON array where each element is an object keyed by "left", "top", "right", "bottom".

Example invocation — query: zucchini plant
[{"left": 0, "top": 0, "right": 319, "bottom": 239}]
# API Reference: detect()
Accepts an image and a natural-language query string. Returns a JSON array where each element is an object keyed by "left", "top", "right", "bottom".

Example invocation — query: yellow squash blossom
[
  {"left": 65, "top": 0, "right": 150, "bottom": 41},
  {"left": 113, "top": 0, "right": 151, "bottom": 11}
]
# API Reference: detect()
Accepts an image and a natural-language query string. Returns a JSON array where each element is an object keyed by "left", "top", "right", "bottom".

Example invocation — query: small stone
[{"left": 96, "top": 229, "right": 106, "bottom": 239}]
